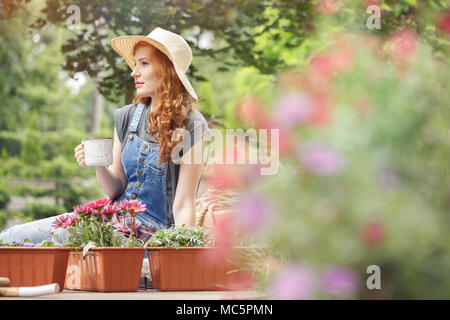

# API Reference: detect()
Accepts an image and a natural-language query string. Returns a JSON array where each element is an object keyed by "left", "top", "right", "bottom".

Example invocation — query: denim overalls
[{"left": 114, "top": 102, "right": 170, "bottom": 233}]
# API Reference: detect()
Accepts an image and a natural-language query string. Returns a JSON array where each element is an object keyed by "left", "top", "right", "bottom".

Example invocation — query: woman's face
[{"left": 131, "top": 44, "right": 160, "bottom": 98}]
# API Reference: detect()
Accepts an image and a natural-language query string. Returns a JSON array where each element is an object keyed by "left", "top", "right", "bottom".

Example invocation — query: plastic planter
[
  {"left": 64, "top": 247, "right": 145, "bottom": 292},
  {"left": 0, "top": 247, "right": 71, "bottom": 291},
  {"left": 148, "top": 247, "right": 235, "bottom": 291}
]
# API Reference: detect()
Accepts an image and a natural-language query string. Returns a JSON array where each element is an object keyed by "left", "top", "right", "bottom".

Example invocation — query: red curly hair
[{"left": 132, "top": 41, "right": 198, "bottom": 168}]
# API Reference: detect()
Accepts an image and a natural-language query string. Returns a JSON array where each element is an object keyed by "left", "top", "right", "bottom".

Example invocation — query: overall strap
[{"left": 128, "top": 103, "right": 146, "bottom": 133}]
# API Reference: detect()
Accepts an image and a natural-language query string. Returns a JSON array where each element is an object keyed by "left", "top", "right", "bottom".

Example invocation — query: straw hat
[{"left": 111, "top": 27, "right": 198, "bottom": 101}]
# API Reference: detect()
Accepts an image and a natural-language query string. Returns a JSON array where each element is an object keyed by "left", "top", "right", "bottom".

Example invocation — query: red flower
[
  {"left": 119, "top": 199, "right": 146, "bottom": 217},
  {"left": 86, "top": 198, "right": 111, "bottom": 216},
  {"left": 437, "top": 12, "right": 450, "bottom": 35},
  {"left": 361, "top": 220, "right": 385, "bottom": 247}
]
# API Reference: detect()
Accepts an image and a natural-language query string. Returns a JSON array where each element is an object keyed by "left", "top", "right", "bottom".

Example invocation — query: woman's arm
[
  {"left": 172, "top": 138, "right": 209, "bottom": 226},
  {"left": 95, "top": 127, "right": 128, "bottom": 199}
]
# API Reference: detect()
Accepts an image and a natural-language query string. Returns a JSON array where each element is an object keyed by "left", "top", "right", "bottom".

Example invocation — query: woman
[{"left": 0, "top": 27, "right": 211, "bottom": 245}]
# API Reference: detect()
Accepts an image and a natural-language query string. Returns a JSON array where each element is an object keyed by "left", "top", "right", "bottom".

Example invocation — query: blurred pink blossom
[
  {"left": 376, "top": 167, "right": 399, "bottom": 190},
  {"left": 278, "top": 128, "right": 296, "bottom": 155},
  {"left": 315, "top": 0, "right": 343, "bottom": 15},
  {"left": 310, "top": 54, "right": 335, "bottom": 79},
  {"left": 299, "top": 143, "right": 345, "bottom": 175},
  {"left": 268, "top": 264, "right": 317, "bottom": 300},
  {"left": 235, "top": 96, "right": 270, "bottom": 129},
  {"left": 321, "top": 267, "right": 360, "bottom": 298},
  {"left": 362, "top": 0, "right": 380, "bottom": 6},
  {"left": 388, "top": 29, "right": 417, "bottom": 60},
  {"left": 274, "top": 92, "right": 315, "bottom": 128},
  {"left": 206, "top": 163, "right": 246, "bottom": 190},
  {"left": 329, "top": 44, "right": 354, "bottom": 73},
  {"left": 437, "top": 11, "right": 450, "bottom": 34},
  {"left": 233, "top": 192, "right": 277, "bottom": 232}
]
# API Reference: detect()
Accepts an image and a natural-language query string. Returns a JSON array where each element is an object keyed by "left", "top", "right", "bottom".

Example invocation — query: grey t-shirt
[{"left": 114, "top": 102, "right": 211, "bottom": 226}]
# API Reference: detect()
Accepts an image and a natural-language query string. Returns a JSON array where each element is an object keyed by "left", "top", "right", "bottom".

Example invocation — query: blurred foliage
[
  {"left": 0, "top": 189, "right": 10, "bottom": 210},
  {"left": 3, "top": 0, "right": 448, "bottom": 107},
  {"left": 23, "top": 202, "right": 66, "bottom": 220},
  {"left": 202, "top": 2, "right": 450, "bottom": 299}
]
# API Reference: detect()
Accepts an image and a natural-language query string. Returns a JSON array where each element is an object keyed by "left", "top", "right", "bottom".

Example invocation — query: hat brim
[{"left": 111, "top": 35, "right": 198, "bottom": 101}]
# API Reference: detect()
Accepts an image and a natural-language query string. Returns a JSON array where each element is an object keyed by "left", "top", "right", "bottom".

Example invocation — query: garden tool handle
[
  {"left": 0, "top": 283, "right": 60, "bottom": 297},
  {"left": 0, "top": 278, "right": 10, "bottom": 287}
]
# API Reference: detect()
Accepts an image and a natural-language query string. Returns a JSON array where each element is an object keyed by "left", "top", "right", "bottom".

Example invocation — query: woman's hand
[{"left": 74, "top": 142, "right": 87, "bottom": 167}]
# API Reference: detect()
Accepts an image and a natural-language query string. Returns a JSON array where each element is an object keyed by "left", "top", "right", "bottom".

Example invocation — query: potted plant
[
  {"left": 144, "top": 225, "right": 241, "bottom": 291},
  {"left": 51, "top": 197, "right": 146, "bottom": 292},
  {"left": 0, "top": 238, "right": 70, "bottom": 291}
]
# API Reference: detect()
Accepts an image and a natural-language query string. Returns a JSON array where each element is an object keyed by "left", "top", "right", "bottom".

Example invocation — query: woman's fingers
[{"left": 74, "top": 143, "right": 86, "bottom": 167}]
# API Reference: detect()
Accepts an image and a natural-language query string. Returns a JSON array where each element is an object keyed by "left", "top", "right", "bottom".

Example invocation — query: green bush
[
  {"left": 0, "top": 210, "right": 9, "bottom": 229},
  {"left": 53, "top": 182, "right": 103, "bottom": 212},
  {"left": 0, "top": 210, "right": 33, "bottom": 231},
  {"left": 23, "top": 202, "right": 66, "bottom": 220},
  {"left": 0, "top": 189, "right": 10, "bottom": 209}
]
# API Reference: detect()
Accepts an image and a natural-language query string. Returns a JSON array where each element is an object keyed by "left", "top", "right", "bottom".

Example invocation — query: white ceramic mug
[{"left": 82, "top": 138, "right": 113, "bottom": 167}]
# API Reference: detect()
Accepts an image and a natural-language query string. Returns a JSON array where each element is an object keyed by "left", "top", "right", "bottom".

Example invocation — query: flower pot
[
  {"left": 64, "top": 247, "right": 145, "bottom": 292},
  {"left": 0, "top": 247, "right": 71, "bottom": 292},
  {"left": 148, "top": 247, "right": 237, "bottom": 291}
]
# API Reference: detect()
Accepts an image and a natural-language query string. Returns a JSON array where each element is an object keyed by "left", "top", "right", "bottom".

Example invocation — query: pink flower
[
  {"left": 235, "top": 96, "right": 270, "bottom": 129},
  {"left": 268, "top": 264, "right": 317, "bottom": 300},
  {"left": 310, "top": 54, "right": 335, "bottom": 78},
  {"left": 315, "top": 0, "right": 343, "bottom": 15},
  {"left": 62, "top": 213, "right": 79, "bottom": 228},
  {"left": 362, "top": 0, "right": 380, "bottom": 6},
  {"left": 233, "top": 192, "right": 277, "bottom": 232},
  {"left": 206, "top": 215, "right": 237, "bottom": 263},
  {"left": 206, "top": 164, "right": 246, "bottom": 191},
  {"left": 101, "top": 203, "right": 121, "bottom": 217},
  {"left": 329, "top": 45, "right": 353, "bottom": 74},
  {"left": 73, "top": 204, "right": 92, "bottom": 215},
  {"left": 119, "top": 199, "right": 146, "bottom": 217},
  {"left": 321, "top": 267, "right": 359, "bottom": 298},
  {"left": 273, "top": 92, "right": 315, "bottom": 128},
  {"left": 437, "top": 11, "right": 450, "bottom": 34},
  {"left": 86, "top": 198, "right": 111, "bottom": 216},
  {"left": 299, "top": 143, "right": 345, "bottom": 175},
  {"left": 388, "top": 29, "right": 417, "bottom": 60},
  {"left": 52, "top": 213, "right": 78, "bottom": 229},
  {"left": 52, "top": 215, "right": 69, "bottom": 229}
]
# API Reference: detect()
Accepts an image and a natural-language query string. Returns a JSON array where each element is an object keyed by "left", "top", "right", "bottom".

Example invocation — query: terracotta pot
[
  {"left": 64, "top": 247, "right": 145, "bottom": 292},
  {"left": 148, "top": 247, "right": 238, "bottom": 291},
  {"left": 0, "top": 247, "right": 71, "bottom": 292}
]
